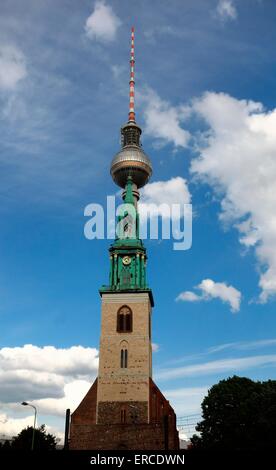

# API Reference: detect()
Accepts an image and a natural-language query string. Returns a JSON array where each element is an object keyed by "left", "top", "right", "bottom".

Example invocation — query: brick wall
[
  {"left": 70, "top": 377, "right": 179, "bottom": 450},
  {"left": 97, "top": 401, "right": 148, "bottom": 424},
  {"left": 97, "top": 293, "right": 152, "bottom": 405},
  {"left": 71, "top": 378, "right": 97, "bottom": 425},
  {"left": 149, "top": 378, "right": 177, "bottom": 427},
  {"left": 69, "top": 422, "right": 177, "bottom": 450}
]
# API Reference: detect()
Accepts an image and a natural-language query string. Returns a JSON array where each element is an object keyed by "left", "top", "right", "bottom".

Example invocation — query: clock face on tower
[{"left": 122, "top": 256, "right": 131, "bottom": 266}]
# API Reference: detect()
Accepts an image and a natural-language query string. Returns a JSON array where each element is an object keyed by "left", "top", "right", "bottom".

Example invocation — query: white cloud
[
  {"left": 164, "top": 386, "right": 207, "bottom": 416},
  {"left": 140, "top": 177, "right": 191, "bottom": 220},
  {"left": 198, "top": 279, "right": 241, "bottom": 312},
  {"left": 0, "top": 344, "right": 98, "bottom": 405},
  {"left": 0, "top": 413, "right": 35, "bottom": 439},
  {"left": 137, "top": 88, "right": 276, "bottom": 301},
  {"left": 216, "top": 0, "right": 237, "bottom": 21},
  {"left": 0, "top": 369, "right": 64, "bottom": 403},
  {"left": 176, "top": 291, "right": 201, "bottom": 302},
  {"left": 163, "top": 386, "right": 206, "bottom": 438},
  {"left": 85, "top": 1, "right": 121, "bottom": 43},
  {"left": 0, "top": 412, "right": 63, "bottom": 442},
  {"left": 156, "top": 354, "right": 276, "bottom": 381},
  {"left": 0, "top": 344, "right": 98, "bottom": 438},
  {"left": 165, "top": 337, "right": 276, "bottom": 367},
  {"left": 190, "top": 92, "right": 276, "bottom": 302},
  {"left": 122, "top": 84, "right": 276, "bottom": 302},
  {"left": 0, "top": 45, "right": 27, "bottom": 90},
  {"left": 33, "top": 380, "right": 92, "bottom": 417},
  {"left": 152, "top": 343, "right": 160, "bottom": 352},
  {"left": 0, "top": 344, "right": 98, "bottom": 377},
  {"left": 140, "top": 88, "right": 191, "bottom": 148},
  {"left": 208, "top": 338, "right": 276, "bottom": 354},
  {"left": 176, "top": 278, "right": 241, "bottom": 312}
]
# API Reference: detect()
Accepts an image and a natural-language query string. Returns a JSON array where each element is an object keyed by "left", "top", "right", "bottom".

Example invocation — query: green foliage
[
  {"left": 11, "top": 424, "right": 57, "bottom": 450},
  {"left": 191, "top": 376, "right": 276, "bottom": 450},
  {"left": 0, "top": 440, "right": 12, "bottom": 450}
]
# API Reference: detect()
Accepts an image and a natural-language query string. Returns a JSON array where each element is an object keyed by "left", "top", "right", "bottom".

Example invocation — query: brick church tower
[{"left": 69, "top": 28, "right": 179, "bottom": 450}]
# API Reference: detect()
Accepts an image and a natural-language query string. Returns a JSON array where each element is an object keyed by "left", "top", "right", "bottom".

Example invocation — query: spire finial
[{"left": 128, "top": 26, "right": 135, "bottom": 122}]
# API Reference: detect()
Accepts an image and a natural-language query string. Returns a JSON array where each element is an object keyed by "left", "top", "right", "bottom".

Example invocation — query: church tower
[{"left": 69, "top": 28, "right": 179, "bottom": 450}]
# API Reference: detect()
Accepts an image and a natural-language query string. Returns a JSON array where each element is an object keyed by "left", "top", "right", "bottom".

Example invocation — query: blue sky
[{"left": 0, "top": 0, "right": 276, "bottom": 440}]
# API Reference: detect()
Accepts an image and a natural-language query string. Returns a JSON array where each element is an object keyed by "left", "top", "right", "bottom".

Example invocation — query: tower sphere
[{"left": 110, "top": 123, "right": 152, "bottom": 189}]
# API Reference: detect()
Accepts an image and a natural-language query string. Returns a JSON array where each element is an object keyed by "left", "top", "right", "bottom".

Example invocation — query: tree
[
  {"left": 0, "top": 440, "right": 12, "bottom": 450},
  {"left": 11, "top": 424, "right": 57, "bottom": 450},
  {"left": 191, "top": 376, "right": 276, "bottom": 450}
]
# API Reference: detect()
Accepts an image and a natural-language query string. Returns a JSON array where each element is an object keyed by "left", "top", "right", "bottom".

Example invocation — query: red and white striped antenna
[{"left": 128, "top": 26, "right": 135, "bottom": 122}]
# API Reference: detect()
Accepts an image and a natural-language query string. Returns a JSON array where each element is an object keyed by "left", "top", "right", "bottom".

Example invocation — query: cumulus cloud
[
  {"left": 137, "top": 87, "right": 276, "bottom": 301},
  {"left": 0, "top": 413, "right": 37, "bottom": 439},
  {"left": 199, "top": 279, "right": 241, "bottom": 312},
  {"left": 190, "top": 92, "right": 276, "bottom": 302},
  {"left": 0, "top": 344, "right": 98, "bottom": 405},
  {"left": 140, "top": 87, "right": 191, "bottom": 148},
  {"left": 176, "top": 278, "right": 241, "bottom": 312},
  {"left": 138, "top": 177, "right": 192, "bottom": 249},
  {"left": 0, "top": 45, "right": 27, "bottom": 90},
  {"left": 216, "top": 0, "right": 237, "bottom": 22},
  {"left": 176, "top": 291, "right": 201, "bottom": 302},
  {"left": 140, "top": 177, "right": 191, "bottom": 220},
  {"left": 0, "top": 344, "right": 98, "bottom": 377},
  {"left": 85, "top": 1, "right": 121, "bottom": 43},
  {"left": 0, "top": 370, "right": 64, "bottom": 403},
  {"left": 33, "top": 380, "right": 92, "bottom": 417},
  {"left": 0, "top": 412, "right": 63, "bottom": 442},
  {"left": 0, "top": 344, "right": 98, "bottom": 438}
]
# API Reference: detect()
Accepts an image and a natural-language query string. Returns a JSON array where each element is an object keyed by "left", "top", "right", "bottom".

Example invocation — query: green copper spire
[
  {"left": 99, "top": 176, "right": 153, "bottom": 306},
  {"left": 123, "top": 176, "right": 135, "bottom": 205}
]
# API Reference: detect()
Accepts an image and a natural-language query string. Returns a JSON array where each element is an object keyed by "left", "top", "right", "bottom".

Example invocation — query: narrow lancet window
[
  {"left": 120, "top": 349, "right": 128, "bottom": 368},
  {"left": 120, "top": 408, "right": 126, "bottom": 424}
]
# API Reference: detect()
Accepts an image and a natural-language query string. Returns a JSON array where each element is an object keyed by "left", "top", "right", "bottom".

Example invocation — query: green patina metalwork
[{"left": 99, "top": 176, "right": 154, "bottom": 306}]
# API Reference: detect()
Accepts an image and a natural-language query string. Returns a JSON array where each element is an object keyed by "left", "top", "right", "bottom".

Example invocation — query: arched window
[
  {"left": 117, "top": 306, "right": 132, "bottom": 333},
  {"left": 120, "top": 349, "right": 128, "bottom": 368}
]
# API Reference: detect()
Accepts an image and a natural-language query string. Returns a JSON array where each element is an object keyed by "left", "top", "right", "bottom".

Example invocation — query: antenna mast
[{"left": 128, "top": 27, "right": 135, "bottom": 122}]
